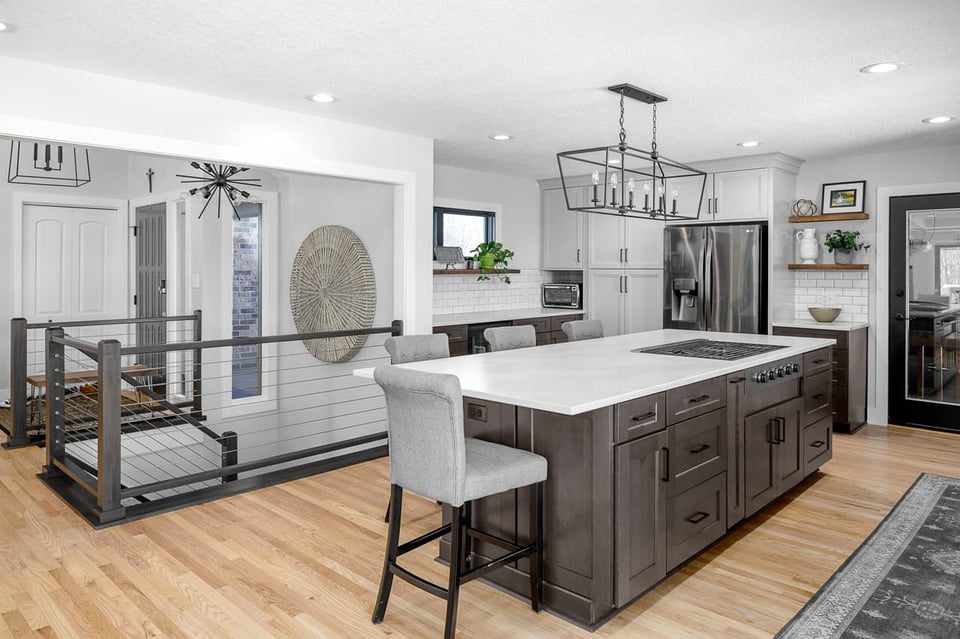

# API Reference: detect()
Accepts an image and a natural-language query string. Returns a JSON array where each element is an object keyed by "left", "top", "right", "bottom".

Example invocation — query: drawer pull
[
  {"left": 689, "top": 443, "right": 711, "bottom": 454},
  {"left": 813, "top": 393, "right": 826, "bottom": 401},
  {"left": 688, "top": 394, "right": 712, "bottom": 404},
  {"left": 686, "top": 511, "right": 709, "bottom": 524},
  {"left": 813, "top": 358, "right": 827, "bottom": 365},
  {"left": 660, "top": 447, "right": 670, "bottom": 482},
  {"left": 630, "top": 411, "right": 658, "bottom": 424},
  {"left": 810, "top": 440, "right": 826, "bottom": 448}
]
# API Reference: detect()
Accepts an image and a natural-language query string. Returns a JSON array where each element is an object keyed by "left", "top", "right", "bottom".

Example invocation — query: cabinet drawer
[
  {"left": 513, "top": 318, "right": 550, "bottom": 334},
  {"left": 449, "top": 341, "right": 469, "bottom": 357},
  {"left": 804, "top": 370, "right": 833, "bottom": 425},
  {"left": 433, "top": 324, "right": 467, "bottom": 343},
  {"left": 667, "top": 408, "right": 727, "bottom": 496},
  {"left": 615, "top": 394, "right": 665, "bottom": 444},
  {"left": 832, "top": 384, "right": 849, "bottom": 423},
  {"left": 535, "top": 332, "right": 551, "bottom": 346},
  {"left": 803, "top": 415, "right": 832, "bottom": 475},
  {"left": 550, "top": 314, "right": 582, "bottom": 332},
  {"left": 551, "top": 330, "right": 568, "bottom": 344},
  {"left": 666, "top": 472, "right": 726, "bottom": 571},
  {"left": 804, "top": 348, "right": 833, "bottom": 377},
  {"left": 666, "top": 377, "right": 727, "bottom": 425},
  {"left": 832, "top": 349, "right": 848, "bottom": 369},
  {"left": 831, "top": 365, "right": 847, "bottom": 386},
  {"left": 773, "top": 327, "right": 847, "bottom": 350}
]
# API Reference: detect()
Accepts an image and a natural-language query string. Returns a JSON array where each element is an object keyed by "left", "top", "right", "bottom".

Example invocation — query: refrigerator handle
[
  {"left": 696, "top": 232, "right": 707, "bottom": 330},
  {"left": 703, "top": 229, "right": 714, "bottom": 331}
]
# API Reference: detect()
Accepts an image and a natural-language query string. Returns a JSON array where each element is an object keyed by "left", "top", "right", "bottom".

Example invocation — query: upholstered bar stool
[
  {"left": 372, "top": 365, "right": 547, "bottom": 639},
  {"left": 561, "top": 319, "right": 604, "bottom": 341},
  {"left": 483, "top": 325, "right": 536, "bottom": 352}
]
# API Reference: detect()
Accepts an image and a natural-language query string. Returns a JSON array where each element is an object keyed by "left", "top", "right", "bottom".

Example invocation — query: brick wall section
[{"left": 232, "top": 215, "right": 261, "bottom": 383}]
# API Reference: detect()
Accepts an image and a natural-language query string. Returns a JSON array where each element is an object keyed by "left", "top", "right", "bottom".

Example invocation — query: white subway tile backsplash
[
  {"left": 792, "top": 270, "right": 869, "bottom": 323},
  {"left": 434, "top": 270, "right": 562, "bottom": 315}
]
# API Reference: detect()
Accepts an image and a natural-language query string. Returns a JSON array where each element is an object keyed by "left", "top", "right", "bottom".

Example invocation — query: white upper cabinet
[
  {"left": 712, "top": 169, "right": 768, "bottom": 221},
  {"left": 542, "top": 187, "right": 585, "bottom": 269},
  {"left": 588, "top": 214, "right": 663, "bottom": 269},
  {"left": 623, "top": 217, "right": 664, "bottom": 269}
]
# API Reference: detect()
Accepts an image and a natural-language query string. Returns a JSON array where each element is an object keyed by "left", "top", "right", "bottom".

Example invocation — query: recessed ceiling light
[
  {"left": 0, "top": 20, "right": 11, "bottom": 32},
  {"left": 308, "top": 93, "right": 337, "bottom": 104},
  {"left": 489, "top": 134, "right": 512, "bottom": 141},
  {"left": 922, "top": 116, "right": 953, "bottom": 124},
  {"left": 737, "top": 141, "right": 761, "bottom": 148},
  {"left": 860, "top": 62, "right": 902, "bottom": 74}
]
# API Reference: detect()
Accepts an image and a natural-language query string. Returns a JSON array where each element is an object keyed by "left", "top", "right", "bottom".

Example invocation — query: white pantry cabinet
[
  {"left": 587, "top": 214, "right": 664, "bottom": 269},
  {"left": 542, "top": 187, "right": 586, "bottom": 269},
  {"left": 587, "top": 269, "right": 663, "bottom": 336}
]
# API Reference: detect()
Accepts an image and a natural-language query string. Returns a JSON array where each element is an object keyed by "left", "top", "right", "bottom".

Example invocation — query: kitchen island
[{"left": 355, "top": 329, "right": 836, "bottom": 628}]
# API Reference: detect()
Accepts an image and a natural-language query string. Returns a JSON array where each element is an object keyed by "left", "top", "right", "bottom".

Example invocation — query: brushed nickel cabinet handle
[
  {"left": 688, "top": 394, "right": 712, "bottom": 404},
  {"left": 661, "top": 447, "right": 670, "bottom": 482},
  {"left": 689, "top": 443, "right": 711, "bottom": 454},
  {"left": 576, "top": 248, "right": 581, "bottom": 263},
  {"left": 687, "top": 511, "right": 709, "bottom": 524},
  {"left": 811, "top": 440, "right": 826, "bottom": 448},
  {"left": 630, "top": 411, "right": 658, "bottom": 424}
]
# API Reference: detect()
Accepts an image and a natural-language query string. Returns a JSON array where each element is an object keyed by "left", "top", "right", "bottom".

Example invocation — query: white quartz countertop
[
  {"left": 773, "top": 319, "right": 870, "bottom": 332},
  {"left": 433, "top": 308, "right": 585, "bottom": 327},
  {"left": 354, "top": 329, "right": 835, "bottom": 415}
]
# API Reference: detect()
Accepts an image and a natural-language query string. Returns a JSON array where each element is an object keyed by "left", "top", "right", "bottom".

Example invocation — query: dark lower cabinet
[
  {"left": 743, "top": 398, "right": 803, "bottom": 518},
  {"left": 614, "top": 430, "right": 667, "bottom": 606},
  {"left": 666, "top": 472, "right": 726, "bottom": 571}
]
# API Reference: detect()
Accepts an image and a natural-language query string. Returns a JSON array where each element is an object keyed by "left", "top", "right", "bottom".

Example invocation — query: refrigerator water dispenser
[{"left": 672, "top": 278, "right": 698, "bottom": 323}]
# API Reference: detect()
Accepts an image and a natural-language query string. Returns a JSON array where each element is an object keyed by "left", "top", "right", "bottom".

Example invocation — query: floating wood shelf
[
  {"left": 433, "top": 269, "right": 521, "bottom": 275},
  {"left": 788, "top": 213, "right": 870, "bottom": 223},
  {"left": 788, "top": 263, "right": 869, "bottom": 270}
]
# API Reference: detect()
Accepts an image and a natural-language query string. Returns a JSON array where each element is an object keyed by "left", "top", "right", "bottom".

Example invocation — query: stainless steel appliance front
[
  {"left": 542, "top": 283, "right": 581, "bottom": 309},
  {"left": 663, "top": 223, "right": 767, "bottom": 334}
]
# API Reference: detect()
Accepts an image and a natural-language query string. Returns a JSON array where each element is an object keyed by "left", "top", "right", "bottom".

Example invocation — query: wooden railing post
[
  {"left": 41, "top": 328, "right": 66, "bottom": 479},
  {"left": 6, "top": 318, "right": 29, "bottom": 448},
  {"left": 96, "top": 339, "right": 125, "bottom": 524},
  {"left": 192, "top": 309, "right": 203, "bottom": 414}
]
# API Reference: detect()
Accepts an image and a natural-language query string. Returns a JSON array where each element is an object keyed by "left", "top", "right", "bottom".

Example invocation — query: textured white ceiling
[{"left": 1, "top": 0, "right": 958, "bottom": 179}]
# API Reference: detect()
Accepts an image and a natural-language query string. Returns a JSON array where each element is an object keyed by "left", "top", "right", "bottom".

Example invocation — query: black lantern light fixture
[
  {"left": 556, "top": 84, "right": 707, "bottom": 221},
  {"left": 177, "top": 162, "right": 262, "bottom": 219},
  {"left": 7, "top": 140, "right": 92, "bottom": 187}
]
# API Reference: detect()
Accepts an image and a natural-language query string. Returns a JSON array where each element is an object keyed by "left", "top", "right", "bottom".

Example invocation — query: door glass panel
[
  {"left": 232, "top": 202, "right": 262, "bottom": 399},
  {"left": 906, "top": 208, "right": 960, "bottom": 404}
]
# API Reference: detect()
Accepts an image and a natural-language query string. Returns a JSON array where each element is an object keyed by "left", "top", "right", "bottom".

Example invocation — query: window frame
[
  {"left": 433, "top": 205, "right": 496, "bottom": 256},
  {"left": 935, "top": 243, "right": 960, "bottom": 293}
]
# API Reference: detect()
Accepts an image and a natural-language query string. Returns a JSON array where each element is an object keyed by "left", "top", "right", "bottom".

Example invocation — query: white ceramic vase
[{"left": 796, "top": 228, "right": 819, "bottom": 264}]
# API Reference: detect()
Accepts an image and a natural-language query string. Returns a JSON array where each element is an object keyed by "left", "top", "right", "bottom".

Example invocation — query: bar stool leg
[
  {"left": 444, "top": 504, "right": 466, "bottom": 639},
  {"left": 529, "top": 481, "right": 544, "bottom": 612},
  {"left": 372, "top": 484, "right": 403, "bottom": 624}
]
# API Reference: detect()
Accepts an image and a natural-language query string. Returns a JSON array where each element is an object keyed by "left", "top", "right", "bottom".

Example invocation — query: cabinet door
[
  {"left": 776, "top": 398, "right": 804, "bottom": 493},
  {"left": 542, "top": 188, "right": 584, "bottom": 269},
  {"left": 664, "top": 175, "right": 711, "bottom": 223},
  {"left": 623, "top": 217, "right": 664, "bottom": 268},
  {"left": 587, "top": 215, "right": 626, "bottom": 268},
  {"left": 743, "top": 405, "right": 778, "bottom": 517},
  {"left": 623, "top": 270, "right": 664, "bottom": 334},
  {"left": 615, "top": 429, "right": 667, "bottom": 606},
  {"left": 713, "top": 169, "right": 768, "bottom": 221},
  {"left": 587, "top": 270, "right": 626, "bottom": 336}
]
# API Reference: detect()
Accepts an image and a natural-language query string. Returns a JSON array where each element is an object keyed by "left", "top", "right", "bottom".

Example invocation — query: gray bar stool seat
[
  {"left": 372, "top": 365, "right": 547, "bottom": 638},
  {"left": 561, "top": 319, "right": 604, "bottom": 341},
  {"left": 483, "top": 325, "right": 536, "bottom": 351}
]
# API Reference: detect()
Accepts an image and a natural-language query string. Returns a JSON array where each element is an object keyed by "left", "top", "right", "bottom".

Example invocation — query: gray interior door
[{"left": 135, "top": 203, "right": 167, "bottom": 385}]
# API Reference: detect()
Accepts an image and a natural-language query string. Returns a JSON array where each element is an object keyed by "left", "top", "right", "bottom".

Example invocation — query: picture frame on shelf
[{"left": 821, "top": 180, "right": 866, "bottom": 215}]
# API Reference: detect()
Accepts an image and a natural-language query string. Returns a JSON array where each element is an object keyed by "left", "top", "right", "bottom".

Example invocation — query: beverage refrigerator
[{"left": 663, "top": 223, "right": 768, "bottom": 334}]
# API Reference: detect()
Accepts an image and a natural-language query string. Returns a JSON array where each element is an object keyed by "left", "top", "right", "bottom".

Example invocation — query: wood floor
[{"left": 1, "top": 424, "right": 958, "bottom": 638}]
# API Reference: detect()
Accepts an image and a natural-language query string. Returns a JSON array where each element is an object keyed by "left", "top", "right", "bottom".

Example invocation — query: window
[
  {"left": 433, "top": 207, "right": 495, "bottom": 256},
  {"left": 936, "top": 245, "right": 960, "bottom": 293},
  {"left": 232, "top": 202, "right": 262, "bottom": 398}
]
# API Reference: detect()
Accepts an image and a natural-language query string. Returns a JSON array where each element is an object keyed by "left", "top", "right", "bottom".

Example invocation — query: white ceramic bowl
[{"left": 808, "top": 307, "right": 841, "bottom": 322}]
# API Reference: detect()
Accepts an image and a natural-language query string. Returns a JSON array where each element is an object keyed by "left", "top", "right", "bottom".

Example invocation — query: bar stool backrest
[
  {"left": 383, "top": 334, "right": 450, "bottom": 364},
  {"left": 561, "top": 319, "right": 604, "bottom": 341},
  {"left": 373, "top": 365, "right": 467, "bottom": 506},
  {"left": 484, "top": 325, "right": 536, "bottom": 352}
]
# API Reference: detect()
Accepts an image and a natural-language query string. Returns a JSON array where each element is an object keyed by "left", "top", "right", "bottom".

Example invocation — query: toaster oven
[{"left": 542, "top": 283, "right": 581, "bottom": 309}]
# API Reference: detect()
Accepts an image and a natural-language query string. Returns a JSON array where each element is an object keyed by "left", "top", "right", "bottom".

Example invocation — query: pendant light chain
[
  {"left": 651, "top": 103, "right": 658, "bottom": 154},
  {"left": 618, "top": 90, "right": 627, "bottom": 147}
]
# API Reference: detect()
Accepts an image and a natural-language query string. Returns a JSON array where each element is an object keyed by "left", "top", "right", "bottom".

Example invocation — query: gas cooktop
[{"left": 632, "top": 339, "right": 788, "bottom": 361}]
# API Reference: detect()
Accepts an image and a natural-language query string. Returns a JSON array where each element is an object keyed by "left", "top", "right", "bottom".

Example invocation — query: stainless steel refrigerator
[{"left": 663, "top": 223, "right": 767, "bottom": 334}]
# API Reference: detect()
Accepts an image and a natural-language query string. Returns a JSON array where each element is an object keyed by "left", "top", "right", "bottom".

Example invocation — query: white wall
[
  {"left": 0, "top": 54, "right": 434, "bottom": 337},
  {"left": 789, "top": 143, "right": 960, "bottom": 425},
  {"left": 434, "top": 164, "right": 541, "bottom": 268}
]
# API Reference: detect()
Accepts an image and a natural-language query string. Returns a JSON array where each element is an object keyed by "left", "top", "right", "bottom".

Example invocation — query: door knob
[{"left": 895, "top": 313, "right": 911, "bottom": 321}]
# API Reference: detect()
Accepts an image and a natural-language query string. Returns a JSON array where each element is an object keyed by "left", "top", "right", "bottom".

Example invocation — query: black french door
[{"left": 888, "top": 192, "right": 960, "bottom": 431}]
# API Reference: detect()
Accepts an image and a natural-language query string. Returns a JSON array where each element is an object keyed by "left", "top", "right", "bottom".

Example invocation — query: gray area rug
[{"left": 777, "top": 473, "right": 960, "bottom": 639}]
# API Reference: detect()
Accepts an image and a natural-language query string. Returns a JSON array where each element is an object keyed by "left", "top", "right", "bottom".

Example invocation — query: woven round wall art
[{"left": 290, "top": 225, "right": 377, "bottom": 363}]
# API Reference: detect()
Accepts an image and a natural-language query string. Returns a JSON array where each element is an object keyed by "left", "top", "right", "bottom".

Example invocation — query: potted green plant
[
  {"left": 823, "top": 229, "right": 870, "bottom": 264},
  {"left": 470, "top": 241, "right": 515, "bottom": 283}
]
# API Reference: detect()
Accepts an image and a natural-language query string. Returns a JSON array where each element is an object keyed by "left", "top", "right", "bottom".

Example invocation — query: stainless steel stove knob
[
  {"left": 755, "top": 371, "right": 766, "bottom": 383},
  {"left": 776, "top": 366, "right": 785, "bottom": 377},
  {"left": 769, "top": 369, "right": 777, "bottom": 379},
  {"left": 792, "top": 363, "right": 800, "bottom": 373}
]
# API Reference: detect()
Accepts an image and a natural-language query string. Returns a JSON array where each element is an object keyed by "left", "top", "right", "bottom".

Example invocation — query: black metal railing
[
  {"left": 5, "top": 311, "right": 203, "bottom": 448},
  {"left": 38, "top": 320, "right": 402, "bottom": 527}
]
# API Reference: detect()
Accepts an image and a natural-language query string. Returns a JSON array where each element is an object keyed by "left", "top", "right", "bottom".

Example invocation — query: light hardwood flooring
[{"left": 1, "top": 424, "right": 958, "bottom": 638}]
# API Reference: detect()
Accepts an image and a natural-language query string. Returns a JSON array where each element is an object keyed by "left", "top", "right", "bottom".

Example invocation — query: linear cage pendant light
[
  {"left": 177, "top": 162, "right": 262, "bottom": 220},
  {"left": 7, "top": 140, "right": 92, "bottom": 187},
  {"left": 556, "top": 84, "right": 707, "bottom": 221}
]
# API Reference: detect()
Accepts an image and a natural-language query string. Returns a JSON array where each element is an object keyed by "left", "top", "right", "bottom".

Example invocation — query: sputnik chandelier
[
  {"left": 556, "top": 83, "right": 707, "bottom": 221},
  {"left": 177, "top": 162, "right": 262, "bottom": 219}
]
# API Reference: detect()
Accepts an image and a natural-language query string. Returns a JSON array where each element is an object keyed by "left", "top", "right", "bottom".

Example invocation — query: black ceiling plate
[{"left": 607, "top": 83, "right": 667, "bottom": 104}]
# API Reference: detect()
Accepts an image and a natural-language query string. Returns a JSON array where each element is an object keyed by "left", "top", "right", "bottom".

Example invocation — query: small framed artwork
[{"left": 821, "top": 180, "right": 866, "bottom": 215}]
